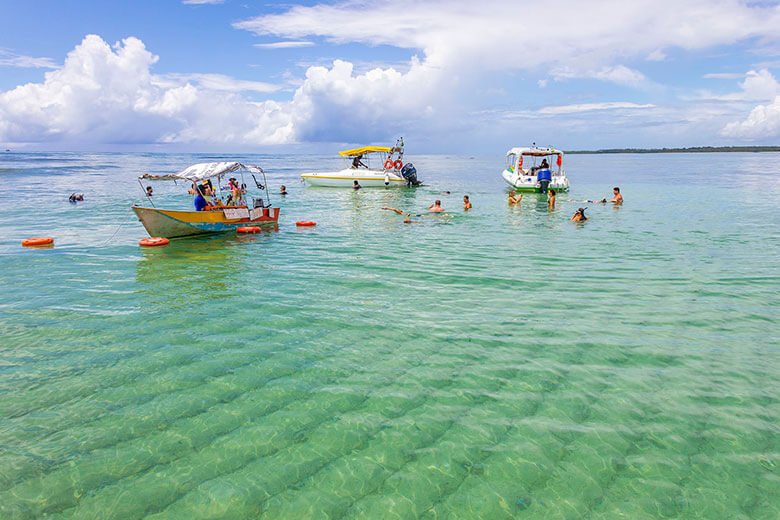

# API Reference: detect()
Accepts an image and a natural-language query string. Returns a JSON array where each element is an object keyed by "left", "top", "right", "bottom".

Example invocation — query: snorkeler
[
  {"left": 571, "top": 207, "right": 588, "bottom": 222},
  {"left": 68, "top": 193, "right": 84, "bottom": 203}
]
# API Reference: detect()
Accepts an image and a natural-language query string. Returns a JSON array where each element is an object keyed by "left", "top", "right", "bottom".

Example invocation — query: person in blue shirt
[{"left": 193, "top": 185, "right": 207, "bottom": 211}]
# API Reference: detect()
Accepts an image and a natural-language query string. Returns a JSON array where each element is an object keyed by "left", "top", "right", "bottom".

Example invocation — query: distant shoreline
[{"left": 566, "top": 146, "right": 780, "bottom": 154}]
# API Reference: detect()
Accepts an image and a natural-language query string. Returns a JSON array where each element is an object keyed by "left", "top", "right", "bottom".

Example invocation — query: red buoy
[
  {"left": 21, "top": 237, "right": 54, "bottom": 247},
  {"left": 139, "top": 237, "right": 169, "bottom": 247},
  {"left": 296, "top": 221, "right": 316, "bottom": 226},
  {"left": 237, "top": 226, "right": 261, "bottom": 233}
]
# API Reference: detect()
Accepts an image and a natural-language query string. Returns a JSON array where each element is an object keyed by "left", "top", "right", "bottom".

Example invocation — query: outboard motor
[
  {"left": 537, "top": 168, "right": 552, "bottom": 193},
  {"left": 400, "top": 163, "right": 420, "bottom": 186},
  {"left": 253, "top": 197, "right": 265, "bottom": 209}
]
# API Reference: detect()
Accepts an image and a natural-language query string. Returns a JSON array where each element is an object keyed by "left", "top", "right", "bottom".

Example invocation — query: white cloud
[
  {"left": 703, "top": 72, "right": 744, "bottom": 79},
  {"left": 551, "top": 65, "right": 648, "bottom": 87},
  {"left": 0, "top": 49, "right": 58, "bottom": 69},
  {"left": 234, "top": 0, "right": 780, "bottom": 75},
  {"left": 721, "top": 95, "right": 780, "bottom": 138},
  {"left": 0, "top": 35, "right": 441, "bottom": 146},
  {"left": 155, "top": 73, "right": 280, "bottom": 93},
  {"left": 646, "top": 49, "right": 666, "bottom": 61},
  {"left": 697, "top": 69, "right": 780, "bottom": 101},
  {"left": 537, "top": 79, "right": 547, "bottom": 88},
  {"left": 254, "top": 41, "right": 314, "bottom": 49},
  {"left": 538, "top": 102, "right": 655, "bottom": 115}
]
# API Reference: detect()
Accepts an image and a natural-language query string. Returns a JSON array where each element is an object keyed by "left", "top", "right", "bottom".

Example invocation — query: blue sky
[{"left": 1, "top": 0, "right": 780, "bottom": 153}]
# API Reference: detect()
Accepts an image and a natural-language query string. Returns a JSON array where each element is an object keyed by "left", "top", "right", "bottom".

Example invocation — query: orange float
[
  {"left": 139, "top": 237, "right": 169, "bottom": 247},
  {"left": 237, "top": 226, "right": 261, "bottom": 233},
  {"left": 384, "top": 159, "right": 394, "bottom": 170},
  {"left": 393, "top": 160, "right": 403, "bottom": 170},
  {"left": 296, "top": 221, "right": 316, "bottom": 226},
  {"left": 21, "top": 237, "right": 54, "bottom": 247}
]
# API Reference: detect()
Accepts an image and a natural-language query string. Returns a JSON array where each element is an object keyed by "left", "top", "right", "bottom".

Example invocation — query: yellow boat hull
[{"left": 132, "top": 206, "right": 280, "bottom": 238}]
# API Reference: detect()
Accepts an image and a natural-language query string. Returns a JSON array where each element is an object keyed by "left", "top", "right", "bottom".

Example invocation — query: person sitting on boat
[
  {"left": 571, "top": 207, "right": 588, "bottom": 222},
  {"left": 428, "top": 200, "right": 444, "bottom": 212},
  {"left": 508, "top": 190, "right": 522, "bottom": 205},
  {"left": 540, "top": 159, "right": 549, "bottom": 169},
  {"left": 353, "top": 180, "right": 361, "bottom": 190},
  {"left": 193, "top": 185, "right": 208, "bottom": 211},
  {"left": 352, "top": 154, "right": 367, "bottom": 169}
]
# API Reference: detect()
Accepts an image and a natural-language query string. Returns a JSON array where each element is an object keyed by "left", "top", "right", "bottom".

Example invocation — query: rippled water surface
[{"left": 0, "top": 151, "right": 778, "bottom": 519}]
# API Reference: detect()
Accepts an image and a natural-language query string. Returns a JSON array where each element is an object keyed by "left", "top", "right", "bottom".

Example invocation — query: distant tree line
[{"left": 566, "top": 146, "right": 780, "bottom": 154}]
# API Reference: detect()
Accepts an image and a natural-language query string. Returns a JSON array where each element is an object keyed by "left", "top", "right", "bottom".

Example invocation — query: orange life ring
[
  {"left": 296, "top": 221, "right": 316, "bottom": 226},
  {"left": 139, "top": 237, "right": 169, "bottom": 247},
  {"left": 237, "top": 226, "right": 261, "bottom": 233},
  {"left": 21, "top": 237, "right": 54, "bottom": 247},
  {"left": 384, "top": 159, "right": 394, "bottom": 170},
  {"left": 394, "top": 160, "right": 403, "bottom": 170}
]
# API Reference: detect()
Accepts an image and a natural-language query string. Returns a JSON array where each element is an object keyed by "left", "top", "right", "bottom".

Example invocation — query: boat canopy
[
  {"left": 339, "top": 146, "right": 392, "bottom": 157},
  {"left": 507, "top": 147, "right": 563, "bottom": 157},
  {"left": 139, "top": 162, "right": 263, "bottom": 183}
]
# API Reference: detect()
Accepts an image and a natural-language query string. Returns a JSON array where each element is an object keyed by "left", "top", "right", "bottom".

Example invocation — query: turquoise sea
[{"left": 0, "top": 151, "right": 778, "bottom": 519}]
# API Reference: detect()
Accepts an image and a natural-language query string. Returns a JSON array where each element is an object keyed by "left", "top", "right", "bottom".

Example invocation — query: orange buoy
[
  {"left": 139, "top": 237, "right": 169, "bottom": 247},
  {"left": 21, "top": 237, "right": 54, "bottom": 247},
  {"left": 384, "top": 159, "right": 393, "bottom": 170},
  {"left": 237, "top": 226, "right": 261, "bottom": 233},
  {"left": 393, "top": 159, "right": 403, "bottom": 170},
  {"left": 296, "top": 221, "right": 316, "bottom": 226}
]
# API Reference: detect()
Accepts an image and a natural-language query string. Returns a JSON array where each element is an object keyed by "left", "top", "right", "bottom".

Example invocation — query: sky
[{"left": 1, "top": 0, "right": 780, "bottom": 153}]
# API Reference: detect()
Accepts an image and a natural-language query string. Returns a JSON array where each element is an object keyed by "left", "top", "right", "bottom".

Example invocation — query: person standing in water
[
  {"left": 610, "top": 187, "right": 623, "bottom": 203},
  {"left": 353, "top": 180, "right": 361, "bottom": 190},
  {"left": 428, "top": 200, "right": 444, "bottom": 212},
  {"left": 508, "top": 190, "right": 522, "bottom": 205},
  {"left": 548, "top": 189, "right": 556, "bottom": 209},
  {"left": 463, "top": 195, "right": 472, "bottom": 210},
  {"left": 280, "top": 185, "right": 287, "bottom": 195}
]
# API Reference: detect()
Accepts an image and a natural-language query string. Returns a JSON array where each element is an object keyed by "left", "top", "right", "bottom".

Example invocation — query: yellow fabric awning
[{"left": 339, "top": 146, "right": 392, "bottom": 157}]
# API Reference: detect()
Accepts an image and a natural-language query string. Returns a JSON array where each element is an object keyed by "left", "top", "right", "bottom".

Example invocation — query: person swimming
[
  {"left": 382, "top": 207, "right": 452, "bottom": 218},
  {"left": 146, "top": 186, "right": 153, "bottom": 197},
  {"left": 571, "top": 207, "right": 588, "bottom": 222},
  {"left": 610, "top": 187, "right": 623, "bottom": 203},
  {"left": 68, "top": 193, "right": 84, "bottom": 203},
  {"left": 280, "top": 185, "right": 287, "bottom": 195},
  {"left": 353, "top": 180, "right": 361, "bottom": 190}
]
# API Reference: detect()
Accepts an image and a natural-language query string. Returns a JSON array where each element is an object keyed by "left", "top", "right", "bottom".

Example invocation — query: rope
[{"left": 99, "top": 211, "right": 134, "bottom": 247}]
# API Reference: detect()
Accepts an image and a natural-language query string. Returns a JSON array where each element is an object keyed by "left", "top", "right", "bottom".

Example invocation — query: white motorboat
[
  {"left": 301, "top": 140, "right": 420, "bottom": 188},
  {"left": 502, "top": 146, "right": 570, "bottom": 192}
]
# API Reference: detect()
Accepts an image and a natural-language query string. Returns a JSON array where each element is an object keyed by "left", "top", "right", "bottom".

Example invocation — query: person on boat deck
[
  {"left": 280, "top": 185, "right": 287, "bottom": 195},
  {"left": 352, "top": 154, "right": 367, "bottom": 169},
  {"left": 610, "top": 187, "right": 623, "bottom": 204},
  {"left": 193, "top": 186, "right": 208, "bottom": 211},
  {"left": 540, "top": 158, "right": 549, "bottom": 169},
  {"left": 548, "top": 189, "right": 556, "bottom": 209},
  {"left": 463, "top": 195, "right": 472, "bottom": 210},
  {"left": 146, "top": 186, "right": 153, "bottom": 197},
  {"left": 571, "top": 207, "right": 588, "bottom": 222},
  {"left": 429, "top": 200, "right": 444, "bottom": 212},
  {"left": 508, "top": 190, "right": 522, "bottom": 205},
  {"left": 353, "top": 180, "right": 361, "bottom": 190}
]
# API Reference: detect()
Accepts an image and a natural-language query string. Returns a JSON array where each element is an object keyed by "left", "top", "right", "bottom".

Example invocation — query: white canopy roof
[
  {"left": 139, "top": 162, "right": 263, "bottom": 183},
  {"left": 506, "top": 147, "right": 563, "bottom": 157}
]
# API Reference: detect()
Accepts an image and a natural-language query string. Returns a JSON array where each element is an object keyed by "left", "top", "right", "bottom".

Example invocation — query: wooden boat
[{"left": 132, "top": 162, "right": 279, "bottom": 238}]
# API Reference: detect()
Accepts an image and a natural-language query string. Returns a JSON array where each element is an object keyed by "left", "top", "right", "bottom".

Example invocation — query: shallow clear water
[{"left": 0, "top": 151, "right": 778, "bottom": 519}]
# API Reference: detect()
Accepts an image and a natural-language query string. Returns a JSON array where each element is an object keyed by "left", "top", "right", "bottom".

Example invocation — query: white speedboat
[
  {"left": 301, "top": 140, "right": 420, "bottom": 188},
  {"left": 502, "top": 146, "right": 570, "bottom": 192}
]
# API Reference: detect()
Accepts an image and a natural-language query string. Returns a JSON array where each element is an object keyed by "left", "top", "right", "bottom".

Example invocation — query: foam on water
[{"left": 0, "top": 152, "right": 778, "bottom": 519}]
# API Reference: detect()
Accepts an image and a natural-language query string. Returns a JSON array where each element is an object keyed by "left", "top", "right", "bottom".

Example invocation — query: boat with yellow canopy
[
  {"left": 301, "top": 138, "right": 420, "bottom": 187},
  {"left": 132, "top": 161, "right": 279, "bottom": 238}
]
